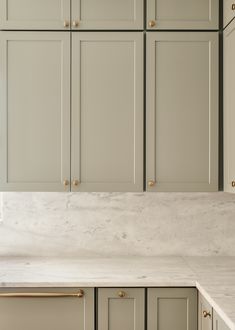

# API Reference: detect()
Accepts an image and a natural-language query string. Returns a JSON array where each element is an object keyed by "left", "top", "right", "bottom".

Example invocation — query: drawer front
[
  {"left": 0, "top": 288, "right": 94, "bottom": 330},
  {"left": 71, "top": 0, "right": 144, "bottom": 30},
  {"left": 148, "top": 288, "right": 197, "bottom": 330},
  {"left": 147, "top": 0, "right": 219, "bottom": 30},
  {"left": 0, "top": 0, "right": 70, "bottom": 30},
  {"left": 198, "top": 294, "right": 212, "bottom": 330},
  {"left": 98, "top": 288, "right": 145, "bottom": 330},
  {"left": 224, "top": 0, "right": 235, "bottom": 28}
]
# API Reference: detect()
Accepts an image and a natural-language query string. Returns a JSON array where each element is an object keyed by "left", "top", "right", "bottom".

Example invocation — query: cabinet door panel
[
  {"left": 0, "top": 32, "right": 70, "bottom": 191},
  {"left": 72, "top": 0, "right": 143, "bottom": 29},
  {"left": 98, "top": 288, "right": 145, "bottom": 330},
  {"left": 148, "top": 288, "right": 197, "bottom": 330},
  {"left": 198, "top": 294, "right": 212, "bottom": 330},
  {"left": 0, "top": 0, "right": 70, "bottom": 30},
  {"left": 224, "top": 20, "right": 235, "bottom": 193},
  {"left": 213, "top": 310, "right": 230, "bottom": 330},
  {"left": 146, "top": 32, "right": 218, "bottom": 192},
  {"left": 0, "top": 288, "right": 94, "bottom": 330},
  {"left": 147, "top": 0, "right": 219, "bottom": 30},
  {"left": 72, "top": 32, "right": 143, "bottom": 192}
]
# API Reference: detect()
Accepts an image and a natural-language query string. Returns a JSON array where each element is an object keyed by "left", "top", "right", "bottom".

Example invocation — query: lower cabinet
[
  {"left": 148, "top": 288, "right": 197, "bottom": 330},
  {"left": 199, "top": 293, "right": 230, "bottom": 330},
  {"left": 0, "top": 288, "right": 94, "bottom": 330},
  {"left": 98, "top": 288, "right": 145, "bottom": 330},
  {"left": 198, "top": 293, "right": 213, "bottom": 330}
]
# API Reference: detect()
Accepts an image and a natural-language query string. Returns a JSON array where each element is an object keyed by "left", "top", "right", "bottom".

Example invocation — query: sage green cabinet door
[
  {"left": 0, "top": 0, "right": 70, "bottom": 30},
  {"left": 146, "top": 32, "right": 218, "bottom": 192},
  {"left": 71, "top": 0, "right": 143, "bottom": 30},
  {"left": 224, "top": 19, "right": 235, "bottom": 193},
  {"left": 224, "top": 0, "right": 235, "bottom": 28},
  {"left": 0, "top": 32, "right": 70, "bottom": 191},
  {"left": 148, "top": 288, "right": 197, "bottom": 330},
  {"left": 98, "top": 288, "right": 145, "bottom": 330},
  {"left": 147, "top": 0, "right": 219, "bottom": 30},
  {"left": 72, "top": 32, "right": 144, "bottom": 192},
  {"left": 198, "top": 294, "right": 212, "bottom": 330},
  {"left": 0, "top": 288, "right": 94, "bottom": 330},
  {"left": 213, "top": 310, "right": 230, "bottom": 330}
]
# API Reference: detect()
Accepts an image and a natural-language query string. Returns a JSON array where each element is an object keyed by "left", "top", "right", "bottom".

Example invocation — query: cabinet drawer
[
  {"left": 148, "top": 288, "right": 197, "bottom": 330},
  {"left": 224, "top": 0, "right": 235, "bottom": 28},
  {"left": 0, "top": 0, "right": 70, "bottom": 30},
  {"left": 147, "top": 0, "right": 219, "bottom": 30},
  {"left": 98, "top": 288, "right": 145, "bottom": 330},
  {"left": 0, "top": 288, "right": 94, "bottom": 330}
]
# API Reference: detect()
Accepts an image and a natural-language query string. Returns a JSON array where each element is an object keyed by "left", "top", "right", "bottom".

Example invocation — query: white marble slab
[{"left": 0, "top": 257, "right": 235, "bottom": 329}]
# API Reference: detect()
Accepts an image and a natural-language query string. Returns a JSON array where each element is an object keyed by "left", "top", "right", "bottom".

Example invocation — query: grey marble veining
[{"left": 0, "top": 192, "right": 235, "bottom": 257}]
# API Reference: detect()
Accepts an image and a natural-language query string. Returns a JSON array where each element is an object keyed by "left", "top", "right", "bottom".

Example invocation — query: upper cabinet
[
  {"left": 71, "top": 32, "right": 144, "bottom": 192},
  {"left": 224, "top": 0, "right": 235, "bottom": 28},
  {"left": 0, "top": 0, "right": 71, "bottom": 30},
  {"left": 146, "top": 32, "right": 219, "bottom": 192},
  {"left": 224, "top": 19, "right": 235, "bottom": 193},
  {"left": 0, "top": 32, "right": 71, "bottom": 191},
  {"left": 0, "top": 0, "right": 144, "bottom": 30},
  {"left": 147, "top": 0, "right": 219, "bottom": 30},
  {"left": 71, "top": 0, "right": 144, "bottom": 30}
]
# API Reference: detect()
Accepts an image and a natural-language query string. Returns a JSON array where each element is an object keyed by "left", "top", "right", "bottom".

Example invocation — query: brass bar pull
[
  {"left": 0, "top": 290, "right": 84, "bottom": 298},
  {"left": 232, "top": 4, "right": 235, "bottom": 10},
  {"left": 203, "top": 310, "right": 211, "bottom": 318}
]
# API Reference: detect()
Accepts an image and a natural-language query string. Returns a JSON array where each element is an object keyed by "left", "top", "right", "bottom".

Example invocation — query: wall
[{"left": 0, "top": 192, "right": 235, "bottom": 257}]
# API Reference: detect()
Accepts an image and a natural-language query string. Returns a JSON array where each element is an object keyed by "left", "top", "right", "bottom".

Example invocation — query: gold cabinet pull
[
  {"left": 63, "top": 179, "right": 69, "bottom": 186},
  {"left": 148, "top": 20, "right": 156, "bottom": 28},
  {"left": 73, "top": 179, "right": 80, "bottom": 186},
  {"left": 118, "top": 291, "right": 126, "bottom": 298},
  {"left": 0, "top": 290, "right": 84, "bottom": 298},
  {"left": 72, "top": 20, "right": 79, "bottom": 28},
  {"left": 203, "top": 311, "right": 211, "bottom": 318},
  {"left": 63, "top": 20, "right": 70, "bottom": 28},
  {"left": 232, "top": 181, "right": 235, "bottom": 187},
  {"left": 148, "top": 180, "right": 155, "bottom": 187},
  {"left": 232, "top": 4, "right": 235, "bottom": 10}
]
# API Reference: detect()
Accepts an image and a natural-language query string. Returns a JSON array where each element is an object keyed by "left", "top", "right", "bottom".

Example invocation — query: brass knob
[
  {"left": 232, "top": 4, "right": 235, "bottom": 10},
  {"left": 63, "top": 179, "right": 69, "bottom": 186},
  {"left": 77, "top": 289, "right": 84, "bottom": 298},
  {"left": 232, "top": 181, "right": 235, "bottom": 187},
  {"left": 72, "top": 20, "right": 79, "bottom": 28},
  {"left": 148, "top": 20, "right": 156, "bottom": 28},
  {"left": 118, "top": 291, "right": 126, "bottom": 298},
  {"left": 203, "top": 311, "right": 211, "bottom": 318},
  {"left": 148, "top": 180, "right": 155, "bottom": 187},
  {"left": 63, "top": 21, "right": 70, "bottom": 28},
  {"left": 73, "top": 179, "right": 80, "bottom": 186}
]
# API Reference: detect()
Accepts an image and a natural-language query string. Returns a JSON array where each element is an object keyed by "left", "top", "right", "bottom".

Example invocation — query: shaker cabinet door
[
  {"left": 71, "top": 32, "right": 144, "bottom": 192},
  {"left": 198, "top": 294, "right": 212, "bottom": 330},
  {"left": 146, "top": 32, "right": 218, "bottom": 192},
  {"left": 0, "top": 0, "right": 70, "bottom": 30},
  {"left": 147, "top": 0, "right": 219, "bottom": 30},
  {"left": 148, "top": 288, "right": 197, "bottom": 330},
  {"left": 71, "top": 0, "right": 143, "bottom": 30},
  {"left": 98, "top": 288, "right": 145, "bottom": 330},
  {"left": 224, "top": 20, "right": 235, "bottom": 193},
  {"left": 0, "top": 288, "right": 94, "bottom": 330},
  {"left": 0, "top": 32, "right": 70, "bottom": 191}
]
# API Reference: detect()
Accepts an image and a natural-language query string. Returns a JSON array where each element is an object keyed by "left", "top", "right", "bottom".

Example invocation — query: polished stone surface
[
  {"left": 0, "top": 257, "right": 234, "bottom": 329},
  {"left": 1, "top": 192, "right": 235, "bottom": 257}
]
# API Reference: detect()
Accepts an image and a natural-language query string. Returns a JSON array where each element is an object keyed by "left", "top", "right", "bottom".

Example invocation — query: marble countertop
[{"left": 0, "top": 256, "right": 234, "bottom": 329}]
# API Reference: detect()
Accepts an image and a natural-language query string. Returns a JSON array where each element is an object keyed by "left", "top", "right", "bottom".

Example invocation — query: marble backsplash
[{"left": 0, "top": 192, "right": 235, "bottom": 257}]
